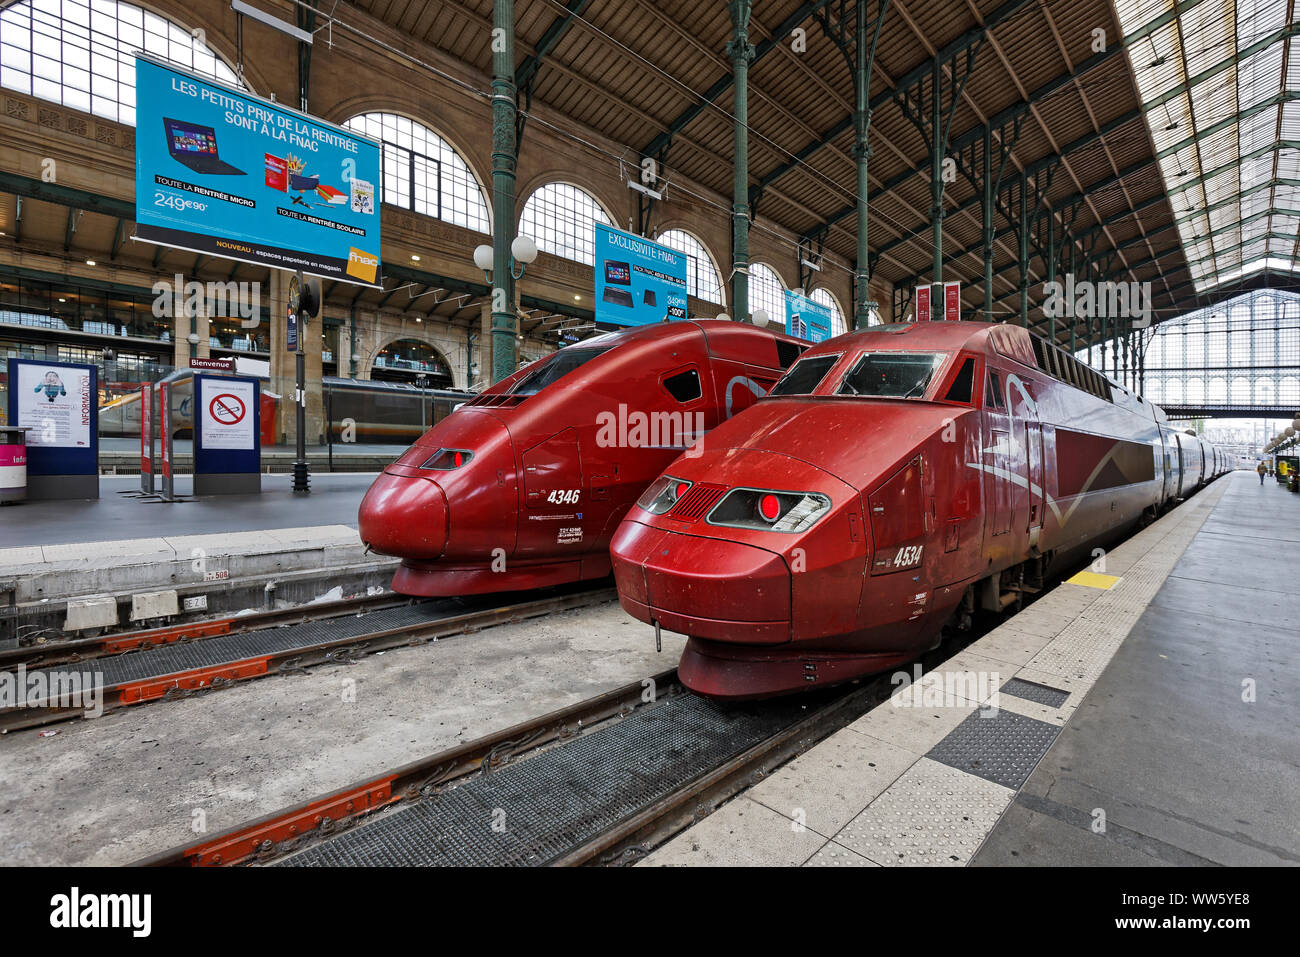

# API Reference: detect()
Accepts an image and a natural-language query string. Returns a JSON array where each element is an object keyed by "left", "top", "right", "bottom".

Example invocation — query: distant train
[
  {"left": 98, "top": 370, "right": 472, "bottom": 444},
  {"left": 609, "top": 320, "right": 1230, "bottom": 699},
  {"left": 357, "top": 320, "right": 806, "bottom": 596}
]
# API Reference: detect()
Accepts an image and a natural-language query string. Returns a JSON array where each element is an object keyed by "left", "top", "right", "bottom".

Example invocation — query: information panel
[
  {"left": 915, "top": 284, "right": 932, "bottom": 322},
  {"left": 11, "top": 359, "right": 93, "bottom": 450},
  {"left": 594, "top": 224, "right": 688, "bottom": 327},
  {"left": 5, "top": 358, "right": 98, "bottom": 499},
  {"left": 943, "top": 281, "right": 961, "bottom": 321},
  {"left": 783, "top": 290, "right": 834, "bottom": 343},
  {"left": 134, "top": 56, "right": 382, "bottom": 285}
]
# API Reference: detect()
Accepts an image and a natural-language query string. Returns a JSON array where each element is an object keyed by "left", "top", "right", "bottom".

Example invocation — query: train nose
[
  {"left": 611, "top": 521, "right": 791, "bottom": 644},
  {"left": 358, "top": 470, "right": 449, "bottom": 559}
]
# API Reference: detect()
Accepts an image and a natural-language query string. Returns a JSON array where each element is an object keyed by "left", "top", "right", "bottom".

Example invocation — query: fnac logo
[{"left": 347, "top": 247, "right": 378, "bottom": 283}]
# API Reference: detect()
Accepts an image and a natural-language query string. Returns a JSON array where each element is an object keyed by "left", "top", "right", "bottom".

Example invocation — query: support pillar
[
  {"left": 269, "top": 270, "right": 324, "bottom": 445},
  {"left": 490, "top": 0, "right": 518, "bottom": 382},
  {"left": 930, "top": 56, "right": 943, "bottom": 288},
  {"left": 983, "top": 127, "right": 994, "bottom": 322},
  {"left": 1018, "top": 174, "right": 1029, "bottom": 328},
  {"left": 1046, "top": 216, "right": 1056, "bottom": 345},
  {"left": 729, "top": 0, "right": 754, "bottom": 319},
  {"left": 853, "top": 0, "right": 871, "bottom": 329}
]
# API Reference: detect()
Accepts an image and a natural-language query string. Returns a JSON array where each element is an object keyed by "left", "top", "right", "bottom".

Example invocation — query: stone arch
[{"left": 367, "top": 333, "right": 458, "bottom": 388}]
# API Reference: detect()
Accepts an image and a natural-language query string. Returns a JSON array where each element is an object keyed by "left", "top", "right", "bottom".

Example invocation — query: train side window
[
  {"left": 662, "top": 368, "right": 703, "bottom": 403},
  {"left": 775, "top": 340, "right": 805, "bottom": 369},
  {"left": 943, "top": 357, "right": 976, "bottom": 404},
  {"left": 985, "top": 371, "right": 1006, "bottom": 409}
]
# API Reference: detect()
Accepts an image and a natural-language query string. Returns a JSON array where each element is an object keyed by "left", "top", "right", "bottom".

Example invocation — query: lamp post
[{"left": 473, "top": 236, "right": 538, "bottom": 383}]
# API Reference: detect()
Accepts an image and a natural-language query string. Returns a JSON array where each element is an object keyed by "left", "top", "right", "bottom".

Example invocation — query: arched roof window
[
  {"left": 344, "top": 112, "right": 490, "bottom": 233},
  {"left": 518, "top": 182, "right": 611, "bottom": 265},
  {"left": 0, "top": 0, "right": 242, "bottom": 124},
  {"left": 810, "top": 287, "right": 847, "bottom": 336},
  {"left": 657, "top": 229, "right": 723, "bottom": 303},
  {"left": 747, "top": 262, "right": 785, "bottom": 324}
]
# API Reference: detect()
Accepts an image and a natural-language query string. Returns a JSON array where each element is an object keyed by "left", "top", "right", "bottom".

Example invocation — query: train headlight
[
  {"left": 637, "top": 475, "right": 692, "bottom": 514},
  {"left": 420, "top": 448, "right": 473, "bottom": 470},
  {"left": 706, "top": 488, "right": 831, "bottom": 533}
]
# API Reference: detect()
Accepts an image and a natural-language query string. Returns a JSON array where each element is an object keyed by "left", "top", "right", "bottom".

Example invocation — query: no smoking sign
[
  {"left": 200, "top": 379, "right": 256, "bottom": 451},
  {"left": 209, "top": 393, "right": 246, "bottom": 425}
]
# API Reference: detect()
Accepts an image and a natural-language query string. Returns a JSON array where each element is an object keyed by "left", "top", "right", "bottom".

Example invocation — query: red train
[
  {"left": 358, "top": 320, "right": 805, "bottom": 596},
  {"left": 609, "top": 320, "right": 1228, "bottom": 699}
]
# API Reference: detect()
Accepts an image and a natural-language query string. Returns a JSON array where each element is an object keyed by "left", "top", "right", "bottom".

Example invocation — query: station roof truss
[{"left": 341, "top": 0, "right": 1300, "bottom": 346}]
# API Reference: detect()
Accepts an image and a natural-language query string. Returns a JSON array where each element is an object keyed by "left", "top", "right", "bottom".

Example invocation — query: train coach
[
  {"left": 358, "top": 319, "right": 805, "bottom": 596},
  {"left": 609, "top": 320, "right": 1227, "bottom": 700},
  {"left": 98, "top": 370, "right": 470, "bottom": 444}
]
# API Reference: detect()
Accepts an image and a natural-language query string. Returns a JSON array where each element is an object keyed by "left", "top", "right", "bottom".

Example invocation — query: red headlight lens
[{"left": 707, "top": 488, "right": 832, "bottom": 533}]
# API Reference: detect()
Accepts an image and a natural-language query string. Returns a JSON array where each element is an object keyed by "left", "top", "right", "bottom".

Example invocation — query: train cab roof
[{"left": 769, "top": 319, "right": 1163, "bottom": 418}]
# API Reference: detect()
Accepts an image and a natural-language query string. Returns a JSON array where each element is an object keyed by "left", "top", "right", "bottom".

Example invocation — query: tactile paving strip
[
  {"left": 1000, "top": 677, "right": 1069, "bottom": 708},
  {"left": 13, "top": 603, "right": 444, "bottom": 695},
  {"left": 280, "top": 693, "right": 809, "bottom": 867},
  {"left": 925, "top": 708, "right": 1060, "bottom": 790},
  {"left": 832, "top": 758, "right": 1013, "bottom": 866}
]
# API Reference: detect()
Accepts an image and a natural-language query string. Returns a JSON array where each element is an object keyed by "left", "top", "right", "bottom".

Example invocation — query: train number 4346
[{"left": 547, "top": 489, "right": 580, "bottom": 505}]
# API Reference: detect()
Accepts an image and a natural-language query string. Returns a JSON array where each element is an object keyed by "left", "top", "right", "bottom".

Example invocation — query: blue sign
[
  {"left": 134, "top": 56, "right": 382, "bottom": 286},
  {"left": 6, "top": 358, "right": 97, "bottom": 476},
  {"left": 784, "top": 290, "right": 833, "bottom": 343},
  {"left": 594, "top": 224, "right": 688, "bottom": 327}
]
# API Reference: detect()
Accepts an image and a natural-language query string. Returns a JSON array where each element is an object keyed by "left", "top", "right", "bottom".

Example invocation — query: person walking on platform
[{"left": 1258, "top": 461, "right": 1268, "bottom": 485}]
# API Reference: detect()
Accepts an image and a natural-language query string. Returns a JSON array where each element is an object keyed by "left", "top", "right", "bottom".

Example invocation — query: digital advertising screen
[
  {"left": 134, "top": 56, "right": 382, "bottom": 285},
  {"left": 594, "top": 224, "right": 688, "bottom": 327}
]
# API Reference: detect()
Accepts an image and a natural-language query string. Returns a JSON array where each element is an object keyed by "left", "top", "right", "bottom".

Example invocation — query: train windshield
[
  {"left": 837, "top": 352, "right": 946, "bottom": 399},
  {"left": 506, "top": 344, "right": 617, "bottom": 396},
  {"left": 769, "top": 354, "right": 840, "bottom": 396}
]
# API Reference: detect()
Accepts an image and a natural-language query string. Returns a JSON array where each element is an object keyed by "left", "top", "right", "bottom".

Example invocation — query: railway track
[
  {"left": 0, "top": 585, "right": 616, "bottom": 733},
  {"left": 138, "top": 653, "right": 925, "bottom": 868}
]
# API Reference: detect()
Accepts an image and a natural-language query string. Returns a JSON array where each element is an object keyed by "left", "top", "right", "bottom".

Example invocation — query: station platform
[
  {"left": 97, "top": 438, "right": 405, "bottom": 474},
  {"left": 1, "top": 473, "right": 393, "bottom": 635},
  {"left": 642, "top": 470, "right": 1299, "bottom": 867}
]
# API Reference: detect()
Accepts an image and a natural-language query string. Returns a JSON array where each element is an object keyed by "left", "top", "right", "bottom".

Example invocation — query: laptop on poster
[{"left": 163, "top": 118, "right": 246, "bottom": 175}]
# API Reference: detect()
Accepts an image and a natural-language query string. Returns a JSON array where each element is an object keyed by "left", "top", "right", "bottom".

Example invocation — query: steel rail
[
  {"left": 0, "top": 588, "right": 616, "bottom": 733},
  {"left": 138, "top": 665, "right": 678, "bottom": 867},
  {"left": 0, "top": 591, "right": 407, "bottom": 670}
]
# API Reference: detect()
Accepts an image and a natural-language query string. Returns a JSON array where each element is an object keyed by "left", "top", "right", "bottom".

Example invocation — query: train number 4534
[{"left": 892, "top": 544, "right": 924, "bottom": 567}]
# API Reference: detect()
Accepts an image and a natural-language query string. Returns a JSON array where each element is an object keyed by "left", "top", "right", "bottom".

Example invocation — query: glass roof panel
[{"left": 1116, "top": 0, "right": 1297, "bottom": 291}]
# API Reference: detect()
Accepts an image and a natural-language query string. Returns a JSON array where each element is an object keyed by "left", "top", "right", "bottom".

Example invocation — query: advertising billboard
[
  {"left": 134, "top": 56, "right": 382, "bottom": 285},
  {"left": 594, "top": 224, "right": 688, "bottom": 327},
  {"left": 784, "top": 290, "right": 834, "bottom": 343}
]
